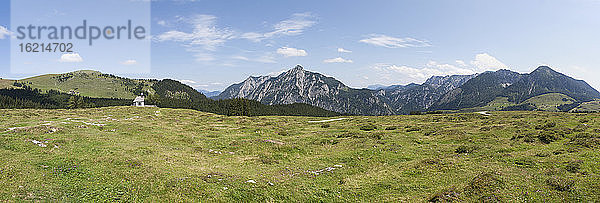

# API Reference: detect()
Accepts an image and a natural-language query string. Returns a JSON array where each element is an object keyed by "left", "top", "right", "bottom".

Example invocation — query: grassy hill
[
  {"left": 460, "top": 93, "right": 578, "bottom": 112},
  {"left": 571, "top": 100, "right": 600, "bottom": 112},
  {"left": 521, "top": 93, "right": 576, "bottom": 111},
  {"left": 1, "top": 107, "right": 599, "bottom": 201},
  {"left": 18, "top": 70, "right": 155, "bottom": 99}
]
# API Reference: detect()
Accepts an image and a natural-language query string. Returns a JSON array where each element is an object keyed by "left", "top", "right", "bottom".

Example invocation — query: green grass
[
  {"left": 522, "top": 93, "right": 575, "bottom": 111},
  {"left": 461, "top": 97, "right": 515, "bottom": 112},
  {"left": 463, "top": 93, "right": 577, "bottom": 112},
  {"left": 572, "top": 100, "right": 600, "bottom": 112},
  {"left": 1, "top": 107, "right": 599, "bottom": 201},
  {"left": 0, "top": 79, "right": 16, "bottom": 89}
]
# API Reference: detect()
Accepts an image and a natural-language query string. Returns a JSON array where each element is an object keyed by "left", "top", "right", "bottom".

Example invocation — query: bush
[
  {"left": 320, "top": 124, "right": 330, "bottom": 128},
  {"left": 536, "top": 122, "right": 556, "bottom": 130},
  {"left": 514, "top": 158, "right": 536, "bottom": 168},
  {"left": 455, "top": 145, "right": 478, "bottom": 154},
  {"left": 370, "top": 132, "right": 383, "bottom": 140},
  {"left": 465, "top": 172, "right": 503, "bottom": 194},
  {"left": 511, "top": 133, "right": 537, "bottom": 143},
  {"left": 569, "top": 133, "right": 600, "bottom": 148},
  {"left": 384, "top": 126, "right": 397, "bottom": 130},
  {"left": 258, "top": 155, "right": 279, "bottom": 165},
  {"left": 405, "top": 126, "right": 421, "bottom": 132},
  {"left": 538, "top": 131, "right": 558, "bottom": 144},
  {"left": 428, "top": 187, "right": 461, "bottom": 202},
  {"left": 546, "top": 176, "right": 575, "bottom": 192},
  {"left": 277, "top": 131, "right": 289, "bottom": 136},
  {"left": 565, "top": 160, "right": 583, "bottom": 173},
  {"left": 360, "top": 125, "right": 377, "bottom": 131}
]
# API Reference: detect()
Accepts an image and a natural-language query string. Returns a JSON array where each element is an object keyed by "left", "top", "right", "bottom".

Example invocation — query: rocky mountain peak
[
  {"left": 290, "top": 65, "right": 304, "bottom": 72},
  {"left": 423, "top": 74, "right": 477, "bottom": 89},
  {"left": 216, "top": 64, "right": 599, "bottom": 115},
  {"left": 531, "top": 66, "right": 559, "bottom": 76},
  {"left": 533, "top": 66, "right": 552, "bottom": 72}
]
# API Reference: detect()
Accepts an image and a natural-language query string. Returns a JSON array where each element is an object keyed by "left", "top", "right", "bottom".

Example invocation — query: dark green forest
[{"left": 0, "top": 86, "right": 130, "bottom": 109}]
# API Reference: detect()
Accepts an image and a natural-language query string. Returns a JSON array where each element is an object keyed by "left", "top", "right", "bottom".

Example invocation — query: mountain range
[
  {"left": 215, "top": 65, "right": 600, "bottom": 115},
  {"left": 2, "top": 65, "right": 599, "bottom": 115}
]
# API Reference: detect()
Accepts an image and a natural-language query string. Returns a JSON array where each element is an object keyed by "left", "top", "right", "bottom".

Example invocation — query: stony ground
[{"left": 1, "top": 107, "right": 599, "bottom": 202}]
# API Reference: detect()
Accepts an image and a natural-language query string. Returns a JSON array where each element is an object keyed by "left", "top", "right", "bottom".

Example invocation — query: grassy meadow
[{"left": 1, "top": 107, "right": 599, "bottom": 201}]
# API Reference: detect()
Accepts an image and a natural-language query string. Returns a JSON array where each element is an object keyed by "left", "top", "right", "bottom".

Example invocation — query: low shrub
[
  {"left": 405, "top": 126, "right": 421, "bottom": 132},
  {"left": 535, "top": 122, "right": 556, "bottom": 130},
  {"left": 455, "top": 145, "right": 478, "bottom": 154},
  {"left": 569, "top": 133, "right": 600, "bottom": 148},
  {"left": 514, "top": 158, "right": 536, "bottom": 168},
  {"left": 512, "top": 133, "right": 538, "bottom": 143},
  {"left": 538, "top": 131, "right": 558, "bottom": 144},
  {"left": 360, "top": 125, "right": 377, "bottom": 131},
  {"left": 546, "top": 176, "right": 575, "bottom": 192},
  {"left": 370, "top": 132, "right": 383, "bottom": 140},
  {"left": 384, "top": 126, "right": 397, "bottom": 130},
  {"left": 465, "top": 172, "right": 503, "bottom": 194},
  {"left": 428, "top": 187, "right": 461, "bottom": 202},
  {"left": 565, "top": 160, "right": 583, "bottom": 173},
  {"left": 258, "top": 155, "right": 279, "bottom": 165},
  {"left": 320, "top": 124, "right": 330, "bottom": 128}
]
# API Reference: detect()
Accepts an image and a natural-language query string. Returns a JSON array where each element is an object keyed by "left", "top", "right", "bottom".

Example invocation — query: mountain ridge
[
  {"left": 3, "top": 65, "right": 598, "bottom": 115},
  {"left": 216, "top": 65, "right": 600, "bottom": 114}
]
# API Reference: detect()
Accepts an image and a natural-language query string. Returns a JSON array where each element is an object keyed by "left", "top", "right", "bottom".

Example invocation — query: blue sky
[{"left": 2, "top": 0, "right": 600, "bottom": 91}]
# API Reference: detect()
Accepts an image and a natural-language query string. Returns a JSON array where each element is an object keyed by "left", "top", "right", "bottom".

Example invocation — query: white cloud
[
  {"left": 121, "top": 59, "right": 138, "bottom": 65},
  {"left": 192, "top": 52, "right": 216, "bottom": 62},
  {"left": 269, "top": 12, "right": 316, "bottom": 37},
  {"left": 155, "top": 14, "right": 234, "bottom": 63},
  {"left": 267, "top": 69, "right": 287, "bottom": 77},
  {"left": 180, "top": 79, "right": 197, "bottom": 84},
  {"left": 470, "top": 53, "right": 508, "bottom": 71},
  {"left": 277, "top": 47, "right": 307, "bottom": 57},
  {"left": 240, "top": 32, "right": 265, "bottom": 42},
  {"left": 359, "top": 34, "right": 431, "bottom": 48},
  {"left": 59, "top": 53, "right": 83, "bottom": 63},
  {"left": 368, "top": 53, "right": 509, "bottom": 85},
  {"left": 254, "top": 55, "right": 277, "bottom": 63},
  {"left": 240, "top": 12, "right": 317, "bottom": 42},
  {"left": 324, "top": 57, "right": 353, "bottom": 63},
  {"left": 232, "top": 54, "right": 276, "bottom": 63},
  {"left": 372, "top": 62, "right": 476, "bottom": 83},
  {"left": 157, "top": 20, "right": 167, "bottom": 26},
  {"left": 337, "top": 48, "right": 352, "bottom": 53},
  {"left": 426, "top": 61, "right": 477, "bottom": 75},
  {"left": 0, "top": 26, "right": 11, "bottom": 39},
  {"left": 232, "top": 56, "right": 250, "bottom": 61}
]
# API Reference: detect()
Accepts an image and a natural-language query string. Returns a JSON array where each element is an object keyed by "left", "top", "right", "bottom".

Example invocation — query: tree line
[
  {"left": 146, "top": 79, "right": 341, "bottom": 117},
  {"left": 0, "top": 85, "right": 130, "bottom": 109}
]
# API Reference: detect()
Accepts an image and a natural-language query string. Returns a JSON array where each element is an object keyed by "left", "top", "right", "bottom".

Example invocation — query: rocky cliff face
[
  {"left": 432, "top": 69, "right": 524, "bottom": 110},
  {"left": 215, "top": 65, "right": 473, "bottom": 115},
  {"left": 215, "top": 75, "right": 272, "bottom": 99},
  {"left": 503, "top": 66, "right": 600, "bottom": 103},
  {"left": 216, "top": 65, "right": 600, "bottom": 115},
  {"left": 216, "top": 65, "right": 394, "bottom": 115},
  {"left": 381, "top": 74, "right": 477, "bottom": 113}
]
